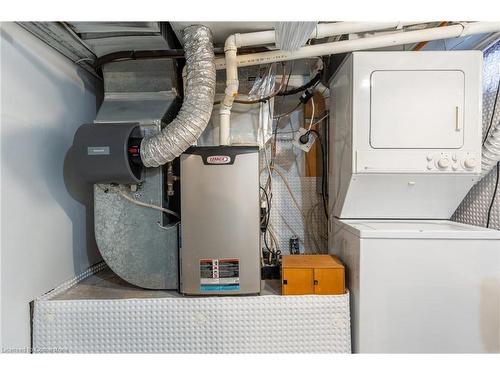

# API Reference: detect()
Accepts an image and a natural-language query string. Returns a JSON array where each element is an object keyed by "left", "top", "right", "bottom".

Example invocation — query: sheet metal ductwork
[
  {"left": 61, "top": 23, "right": 215, "bottom": 289},
  {"left": 83, "top": 24, "right": 216, "bottom": 290},
  {"left": 140, "top": 25, "right": 216, "bottom": 167},
  {"left": 93, "top": 57, "right": 179, "bottom": 290}
]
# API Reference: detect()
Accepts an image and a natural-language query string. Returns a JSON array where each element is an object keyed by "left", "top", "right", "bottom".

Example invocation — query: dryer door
[{"left": 370, "top": 70, "right": 465, "bottom": 149}]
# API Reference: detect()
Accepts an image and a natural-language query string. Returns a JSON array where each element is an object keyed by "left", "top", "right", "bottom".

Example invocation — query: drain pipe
[
  {"left": 219, "top": 35, "right": 239, "bottom": 145},
  {"left": 217, "top": 22, "right": 500, "bottom": 69},
  {"left": 218, "top": 22, "right": 422, "bottom": 145}
]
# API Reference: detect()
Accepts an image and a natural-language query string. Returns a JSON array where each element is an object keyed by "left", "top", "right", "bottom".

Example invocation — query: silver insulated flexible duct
[
  {"left": 140, "top": 25, "right": 216, "bottom": 167},
  {"left": 481, "top": 122, "right": 500, "bottom": 178}
]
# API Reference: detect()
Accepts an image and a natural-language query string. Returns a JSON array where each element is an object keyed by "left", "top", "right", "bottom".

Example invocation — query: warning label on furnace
[{"left": 200, "top": 258, "right": 240, "bottom": 291}]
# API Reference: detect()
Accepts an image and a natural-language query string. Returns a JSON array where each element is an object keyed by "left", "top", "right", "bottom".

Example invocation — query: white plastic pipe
[
  {"left": 233, "top": 22, "right": 418, "bottom": 49},
  {"left": 219, "top": 35, "right": 239, "bottom": 145},
  {"left": 313, "top": 21, "right": 414, "bottom": 39},
  {"left": 218, "top": 22, "right": 500, "bottom": 145},
  {"left": 218, "top": 22, "right": 500, "bottom": 69},
  {"left": 218, "top": 22, "right": 424, "bottom": 144}
]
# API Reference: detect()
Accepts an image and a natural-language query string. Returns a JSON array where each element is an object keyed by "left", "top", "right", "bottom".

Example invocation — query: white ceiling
[{"left": 170, "top": 22, "right": 277, "bottom": 46}]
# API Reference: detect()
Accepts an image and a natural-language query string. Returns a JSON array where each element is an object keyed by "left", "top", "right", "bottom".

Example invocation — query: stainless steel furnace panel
[{"left": 180, "top": 146, "right": 261, "bottom": 295}]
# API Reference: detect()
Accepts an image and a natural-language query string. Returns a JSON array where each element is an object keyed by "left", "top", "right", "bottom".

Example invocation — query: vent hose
[
  {"left": 140, "top": 25, "right": 216, "bottom": 167},
  {"left": 481, "top": 122, "right": 500, "bottom": 178}
]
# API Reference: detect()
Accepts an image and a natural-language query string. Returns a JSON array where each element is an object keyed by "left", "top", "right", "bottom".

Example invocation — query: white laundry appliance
[
  {"left": 328, "top": 51, "right": 482, "bottom": 220},
  {"left": 331, "top": 219, "right": 500, "bottom": 353},
  {"left": 328, "top": 51, "right": 500, "bottom": 353}
]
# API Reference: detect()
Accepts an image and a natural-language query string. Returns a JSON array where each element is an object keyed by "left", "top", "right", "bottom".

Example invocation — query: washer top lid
[{"left": 335, "top": 219, "right": 500, "bottom": 239}]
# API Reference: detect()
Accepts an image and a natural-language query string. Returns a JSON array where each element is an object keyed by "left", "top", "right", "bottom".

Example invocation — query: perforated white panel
[
  {"left": 261, "top": 137, "right": 328, "bottom": 254},
  {"left": 453, "top": 41, "right": 500, "bottom": 229},
  {"left": 33, "top": 288, "right": 351, "bottom": 353}
]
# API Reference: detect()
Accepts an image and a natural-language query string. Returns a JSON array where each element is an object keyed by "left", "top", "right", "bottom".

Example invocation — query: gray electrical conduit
[
  {"left": 96, "top": 185, "right": 180, "bottom": 219},
  {"left": 140, "top": 25, "right": 216, "bottom": 167},
  {"left": 118, "top": 190, "right": 180, "bottom": 219}
]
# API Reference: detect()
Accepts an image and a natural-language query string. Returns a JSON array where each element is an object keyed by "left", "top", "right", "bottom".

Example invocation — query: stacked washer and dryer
[{"left": 328, "top": 51, "right": 500, "bottom": 353}]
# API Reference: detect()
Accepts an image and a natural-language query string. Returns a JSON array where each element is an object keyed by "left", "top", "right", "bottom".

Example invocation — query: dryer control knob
[
  {"left": 437, "top": 158, "right": 450, "bottom": 169},
  {"left": 464, "top": 158, "right": 477, "bottom": 169}
]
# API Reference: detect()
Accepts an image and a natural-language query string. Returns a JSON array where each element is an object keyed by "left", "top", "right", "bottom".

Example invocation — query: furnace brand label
[
  {"left": 200, "top": 258, "right": 240, "bottom": 291},
  {"left": 206, "top": 155, "right": 231, "bottom": 164}
]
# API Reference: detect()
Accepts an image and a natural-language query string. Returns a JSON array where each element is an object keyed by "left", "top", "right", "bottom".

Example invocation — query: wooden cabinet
[
  {"left": 281, "top": 255, "right": 345, "bottom": 296},
  {"left": 313, "top": 268, "right": 345, "bottom": 295},
  {"left": 282, "top": 268, "right": 314, "bottom": 295}
]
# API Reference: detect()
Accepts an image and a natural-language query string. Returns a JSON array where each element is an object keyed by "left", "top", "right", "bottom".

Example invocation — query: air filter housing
[{"left": 71, "top": 122, "right": 142, "bottom": 184}]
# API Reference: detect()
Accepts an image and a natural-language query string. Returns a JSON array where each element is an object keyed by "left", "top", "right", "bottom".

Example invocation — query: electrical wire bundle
[
  {"left": 257, "top": 61, "right": 329, "bottom": 259},
  {"left": 211, "top": 59, "right": 329, "bottom": 258}
]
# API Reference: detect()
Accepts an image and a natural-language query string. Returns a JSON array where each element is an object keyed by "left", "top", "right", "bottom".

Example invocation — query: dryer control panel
[{"left": 354, "top": 150, "right": 481, "bottom": 174}]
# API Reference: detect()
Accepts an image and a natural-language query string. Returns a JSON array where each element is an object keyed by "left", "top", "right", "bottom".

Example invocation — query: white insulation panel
[
  {"left": 32, "top": 266, "right": 351, "bottom": 353},
  {"left": 453, "top": 41, "right": 500, "bottom": 230}
]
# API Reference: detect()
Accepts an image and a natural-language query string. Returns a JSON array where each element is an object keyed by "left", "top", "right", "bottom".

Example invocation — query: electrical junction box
[
  {"left": 328, "top": 51, "right": 483, "bottom": 220},
  {"left": 281, "top": 255, "right": 345, "bottom": 295},
  {"left": 293, "top": 127, "right": 317, "bottom": 153},
  {"left": 180, "top": 146, "right": 261, "bottom": 295}
]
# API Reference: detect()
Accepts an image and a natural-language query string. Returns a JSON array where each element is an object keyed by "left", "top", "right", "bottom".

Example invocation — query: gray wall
[{"left": 1, "top": 22, "right": 102, "bottom": 350}]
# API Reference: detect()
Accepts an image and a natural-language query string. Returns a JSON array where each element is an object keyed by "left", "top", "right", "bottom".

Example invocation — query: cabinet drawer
[
  {"left": 282, "top": 268, "right": 314, "bottom": 295},
  {"left": 314, "top": 268, "right": 345, "bottom": 295}
]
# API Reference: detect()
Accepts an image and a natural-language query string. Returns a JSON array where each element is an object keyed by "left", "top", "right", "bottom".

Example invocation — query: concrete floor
[{"left": 51, "top": 267, "right": 282, "bottom": 300}]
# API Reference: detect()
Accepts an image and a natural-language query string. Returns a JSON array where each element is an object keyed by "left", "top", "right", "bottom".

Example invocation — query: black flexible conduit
[
  {"left": 94, "top": 49, "right": 185, "bottom": 69},
  {"left": 276, "top": 70, "right": 323, "bottom": 96},
  {"left": 93, "top": 46, "right": 272, "bottom": 69}
]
